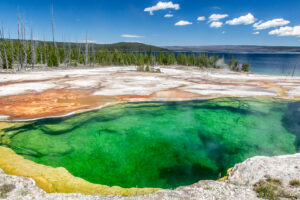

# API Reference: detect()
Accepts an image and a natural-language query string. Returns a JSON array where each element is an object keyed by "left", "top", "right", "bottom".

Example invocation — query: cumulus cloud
[
  {"left": 197, "top": 16, "right": 206, "bottom": 21},
  {"left": 164, "top": 13, "right": 173, "bottom": 18},
  {"left": 253, "top": 31, "right": 260, "bottom": 35},
  {"left": 209, "top": 14, "right": 228, "bottom": 22},
  {"left": 175, "top": 20, "right": 192, "bottom": 26},
  {"left": 144, "top": 1, "right": 180, "bottom": 15},
  {"left": 269, "top": 26, "right": 300, "bottom": 37},
  {"left": 121, "top": 34, "right": 144, "bottom": 38},
  {"left": 226, "top": 13, "right": 256, "bottom": 25},
  {"left": 210, "top": 21, "right": 223, "bottom": 28},
  {"left": 253, "top": 18, "right": 290, "bottom": 30}
]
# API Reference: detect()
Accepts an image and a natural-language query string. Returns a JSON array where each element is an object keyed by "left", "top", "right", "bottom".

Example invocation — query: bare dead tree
[
  {"left": 35, "top": 36, "right": 39, "bottom": 65},
  {"left": 62, "top": 32, "right": 66, "bottom": 65},
  {"left": 0, "top": 22, "right": 8, "bottom": 70},
  {"left": 39, "top": 36, "right": 43, "bottom": 65},
  {"left": 21, "top": 14, "right": 27, "bottom": 66},
  {"left": 77, "top": 41, "right": 81, "bottom": 65},
  {"left": 85, "top": 31, "right": 88, "bottom": 66},
  {"left": 291, "top": 56, "right": 299, "bottom": 78},
  {"left": 43, "top": 34, "right": 47, "bottom": 65},
  {"left": 0, "top": 48, "right": 3, "bottom": 68},
  {"left": 17, "top": 10, "right": 23, "bottom": 70},
  {"left": 51, "top": 5, "right": 57, "bottom": 55},
  {"left": 30, "top": 20, "right": 35, "bottom": 68},
  {"left": 8, "top": 31, "right": 15, "bottom": 67},
  {"left": 68, "top": 35, "right": 71, "bottom": 66},
  {"left": 92, "top": 43, "right": 95, "bottom": 67}
]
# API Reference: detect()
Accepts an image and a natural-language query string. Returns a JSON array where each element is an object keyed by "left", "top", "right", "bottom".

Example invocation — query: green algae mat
[{"left": 1, "top": 98, "right": 300, "bottom": 189}]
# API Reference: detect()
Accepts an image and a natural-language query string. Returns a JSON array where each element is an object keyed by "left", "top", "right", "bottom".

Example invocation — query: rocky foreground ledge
[{"left": 1, "top": 153, "right": 299, "bottom": 200}]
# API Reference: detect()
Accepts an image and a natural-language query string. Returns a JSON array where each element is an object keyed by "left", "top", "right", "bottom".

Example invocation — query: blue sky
[{"left": 0, "top": 0, "right": 300, "bottom": 46}]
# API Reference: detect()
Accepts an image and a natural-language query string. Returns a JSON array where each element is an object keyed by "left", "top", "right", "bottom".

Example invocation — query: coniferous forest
[{"left": 0, "top": 39, "right": 249, "bottom": 72}]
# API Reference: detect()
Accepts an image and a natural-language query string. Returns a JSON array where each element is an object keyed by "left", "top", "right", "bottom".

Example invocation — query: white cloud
[
  {"left": 226, "top": 13, "right": 256, "bottom": 25},
  {"left": 222, "top": 31, "right": 226, "bottom": 34},
  {"left": 269, "top": 26, "right": 300, "bottom": 37},
  {"left": 197, "top": 16, "right": 206, "bottom": 21},
  {"left": 253, "top": 18, "right": 290, "bottom": 30},
  {"left": 253, "top": 31, "right": 260, "bottom": 35},
  {"left": 164, "top": 13, "right": 173, "bottom": 18},
  {"left": 209, "top": 14, "right": 228, "bottom": 22},
  {"left": 121, "top": 34, "right": 144, "bottom": 38},
  {"left": 144, "top": 1, "right": 180, "bottom": 15},
  {"left": 210, "top": 21, "right": 223, "bottom": 28},
  {"left": 175, "top": 20, "right": 192, "bottom": 26}
]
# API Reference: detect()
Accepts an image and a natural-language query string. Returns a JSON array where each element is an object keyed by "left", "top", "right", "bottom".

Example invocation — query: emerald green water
[{"left": 1, "top": 98, "right": 299, "bottom": 189}]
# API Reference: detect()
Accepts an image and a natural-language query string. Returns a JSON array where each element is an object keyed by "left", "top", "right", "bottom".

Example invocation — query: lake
[
  {"left": 215, "top": 52, "right": 300, "bottom": 76},
  {"left": 178, "top": 52, "right": 300, "bottom": 76}
]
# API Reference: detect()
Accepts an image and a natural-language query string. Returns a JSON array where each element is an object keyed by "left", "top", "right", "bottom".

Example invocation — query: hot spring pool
[{"left": 1, "top": 98, "right": 299, "bottom": 189}]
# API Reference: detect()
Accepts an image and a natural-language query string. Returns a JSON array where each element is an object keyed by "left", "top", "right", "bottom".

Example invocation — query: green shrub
[
  {"left": 254, "top": 178, "right": 296, "bottom": 200},
  {"left": 0, "top": 184, "right": 15, "bottom": 199},
  {"left": 145, "top": 65, "right": 150, "bottom": 72},
  {"left": 254, "top": 181, "right": 278, "bottom": 200},
  {"left": 289, "top": 180, "right": 300, "bottom": 187},
  {"left": 242, "top": 62, "right": 250, "bottom": 72}
]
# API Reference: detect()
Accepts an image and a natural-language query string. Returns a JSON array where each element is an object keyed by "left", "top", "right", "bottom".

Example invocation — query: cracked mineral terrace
[{"left": 0, "top": 65, "right": 299, "bottom": 121}]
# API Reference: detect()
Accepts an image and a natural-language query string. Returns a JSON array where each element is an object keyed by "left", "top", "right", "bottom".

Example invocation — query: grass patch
[
  {"left": 0, "top": 184, "right": 15, "bottom": 199},
  {"left": 253, "top": 177, "right": 296, "bottom": 200},
  {"left": 254, "top": 180, "right": 279, "bottom": 200},
  {"left": 265, "top": 176, "right": 282, "bottom": 186},
  {"left": 289, "top": 180, "right": 300, "bottom": 187}
]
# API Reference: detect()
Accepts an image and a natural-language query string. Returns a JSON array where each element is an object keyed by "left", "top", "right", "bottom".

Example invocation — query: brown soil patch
[
  {"left": 0, "top": 89, "right": 201, "bottom": 121},
  {"left": 0, "top": 89, "right": 117, "bottom": 120}
]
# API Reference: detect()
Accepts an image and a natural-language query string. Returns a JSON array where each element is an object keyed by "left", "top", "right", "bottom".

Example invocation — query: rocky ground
[{"left": 1, "top": 153, "right": 300, "bottom": 200}]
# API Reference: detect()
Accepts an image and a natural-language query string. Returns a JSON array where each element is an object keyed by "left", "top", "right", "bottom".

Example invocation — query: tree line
[{"left": 0, "top": 39, "right": 250, "bottom": 72}]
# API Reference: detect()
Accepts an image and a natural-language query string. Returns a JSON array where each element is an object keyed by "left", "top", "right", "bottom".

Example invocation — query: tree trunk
[
  {"left": 92, "top": 43, "right": 95, "bottom": 67},
  {"left": 85, "top": 31, "right": 88, "bottom": 66},
  {"left": 43, "top": 34, "right": 47, "bottom": 65},
  {"left": 51, "top": 6, "right": 57, "bottom": 55},
  {"left": 0, "top": 23, "right": 8, "bottom": 71},
  {"left": 0, "top": 48, "right": 3, "bottom": 68},
  {"left": 30, "top": 21, "right": 35, "bottom": 69},
  {"left": 77, "top": 42, "right": 81, "bottom": 65},
  {"left": 62, "top": 33, "right": 66, "bottom": 66},
  {"left": 17, "top": 12, "right": 23, "bottom": 70},
  {"left": 68, "top": 38, "right": 71, "bottom": 66}
]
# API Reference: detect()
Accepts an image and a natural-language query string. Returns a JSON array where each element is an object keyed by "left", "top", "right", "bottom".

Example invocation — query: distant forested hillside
[
  {"left": 96, "top": 42, "right": 168, "bottom": 52},
  {"left": 165, "top": 45, "right": 300, "bottom": 53},
  {"left": 25, "top": 41, "right": 168, "bottom": 52}
]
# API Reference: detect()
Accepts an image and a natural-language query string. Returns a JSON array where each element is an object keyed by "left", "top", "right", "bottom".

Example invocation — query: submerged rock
[{"left": 1, "top": 153, "right": 300, "bottom": 200}]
